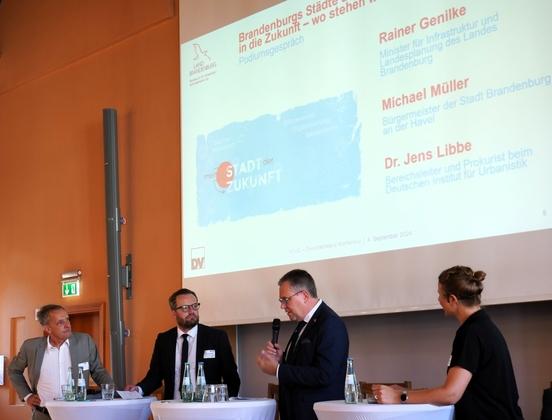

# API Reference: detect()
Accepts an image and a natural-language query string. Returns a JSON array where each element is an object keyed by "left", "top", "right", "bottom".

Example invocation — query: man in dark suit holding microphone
[
  {"left": 257, "top": 269, "right": 349, "bottom": 420},
  {"left": 126, "top": 288, "right": 240, "bottom": 399}
]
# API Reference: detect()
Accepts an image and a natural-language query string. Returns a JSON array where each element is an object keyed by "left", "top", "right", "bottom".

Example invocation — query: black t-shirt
[{"left": 449, "top": 309, "right": 523, "bottom": 420}]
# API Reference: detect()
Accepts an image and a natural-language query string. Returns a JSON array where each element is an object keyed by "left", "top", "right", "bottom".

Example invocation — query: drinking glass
[
  {"left": 62, "top": 384, "right": 75, "bottom": 401},
  {"left": 202, "top": 384, "right": 217, "bottom": 402},
  {"left": 216, "top": 384, "right": 228, "bottom": 402},
  {"left": 101, "top": 383, "right": 115, "bottom": 400}
]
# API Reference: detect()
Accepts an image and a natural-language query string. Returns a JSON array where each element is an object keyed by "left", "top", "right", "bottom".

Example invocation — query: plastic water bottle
[
  {"left": 344, "top": 357, "right": 359, "bottom": 404},
  {"left": 195, "top": 362, "right": 207, "bottom": 402},
  {"left": 76, "top": 366, "right": 87, "bottom": 401},
  {"left": 181, "top": 362, "right": 194, "bottom": 402}
]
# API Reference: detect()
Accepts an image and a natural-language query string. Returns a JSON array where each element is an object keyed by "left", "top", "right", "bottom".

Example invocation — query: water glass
[
  {"left": 202, "top": 384, "right": 217, "bottom": 402},
  {"left": 101, "top": 383, "right": 115, "bottom": 400},
  {"left": 62, "top": 384, "right": 75, "bottom": 401},
  {"left": 216, "top": 384, "right": 228, "bottom": 402}
]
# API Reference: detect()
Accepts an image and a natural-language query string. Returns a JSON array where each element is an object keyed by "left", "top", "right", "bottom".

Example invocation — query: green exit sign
[{"left": 61, "top": 280, "right": 80, "bottom": 297}]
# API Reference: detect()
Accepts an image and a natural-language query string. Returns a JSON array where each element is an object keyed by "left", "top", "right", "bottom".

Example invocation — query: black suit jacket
[
  {"left": 542, "top": 387, "right": 552, "bottom": 420},
  {"left": 137, "top": 324, "right": 240, "bottom": 399},
  {"left": 278, "top": 301, "right": 349, "bottom": 420}
]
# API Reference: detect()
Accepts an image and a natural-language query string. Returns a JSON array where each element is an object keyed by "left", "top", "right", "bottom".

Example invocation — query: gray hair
[
  {"left": 37, "top": 304, "right": 65, "bottom": 326},
  {"left": 278, "top": 269, "right": 318, "bottom": 298}
]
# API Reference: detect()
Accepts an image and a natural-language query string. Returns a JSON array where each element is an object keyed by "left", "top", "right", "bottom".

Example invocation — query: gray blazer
[{"left": 8, "top": 332, "right": 112, "bottom": 400}]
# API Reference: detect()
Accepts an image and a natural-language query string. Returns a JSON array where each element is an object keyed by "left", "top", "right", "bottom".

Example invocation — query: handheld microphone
[{"left": 271, "top": 318, "right": 281, "bottom": 345}]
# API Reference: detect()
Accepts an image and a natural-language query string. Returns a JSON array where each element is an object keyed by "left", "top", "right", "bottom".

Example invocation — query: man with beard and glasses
[{"left": 125, "top": 288, "right": 240, "bottom": 399}]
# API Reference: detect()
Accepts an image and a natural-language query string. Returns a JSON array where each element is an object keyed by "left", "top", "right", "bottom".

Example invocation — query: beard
[{"left": 177, "top": 314, "right": 199, "bottom": 330}]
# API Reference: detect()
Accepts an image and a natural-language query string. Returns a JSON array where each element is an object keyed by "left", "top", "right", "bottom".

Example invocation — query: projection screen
[{"left": 180, "top": 0, "right": 552, "bottom": 325}]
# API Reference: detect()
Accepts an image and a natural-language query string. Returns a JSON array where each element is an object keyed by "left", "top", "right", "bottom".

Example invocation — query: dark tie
[
  {"left": 286, "top": 321, "right": 306, "bottom": 361},
  {"left": 179, "top": 334, "right": 189, "bottom": 393}
]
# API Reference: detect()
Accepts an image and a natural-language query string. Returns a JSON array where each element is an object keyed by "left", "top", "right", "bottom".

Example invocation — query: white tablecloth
[
  {"left": 46, "top": 396, "right": 155, "bottom": 420},
  {"left": 151, "top": 398, "right": 276, "bottom": 420},
  {"left": 314, "top": 400, "right": 454, "bottom": 420}
]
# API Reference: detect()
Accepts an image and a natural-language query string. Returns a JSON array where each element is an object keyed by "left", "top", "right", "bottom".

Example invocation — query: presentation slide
[{"left": 180, "top": 0, "right": 552, "bottom": 324}]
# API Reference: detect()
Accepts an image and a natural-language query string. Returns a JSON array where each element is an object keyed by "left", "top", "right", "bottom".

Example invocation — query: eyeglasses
[
  {"left": 175, "top": 303, "right": 201, "bottom": 312},
  {"left": 278, "top": 290, "right": 304, "bottom": 305}
]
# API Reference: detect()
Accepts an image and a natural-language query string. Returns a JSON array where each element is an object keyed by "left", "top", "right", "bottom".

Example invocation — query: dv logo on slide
[{"left": 191, "top": 247, "right": 206, "bottom": 270}]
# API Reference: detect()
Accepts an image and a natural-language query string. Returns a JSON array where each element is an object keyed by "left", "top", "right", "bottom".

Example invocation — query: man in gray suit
[{"left": 8, "top": 304, "right": 112, "bottom": 419}]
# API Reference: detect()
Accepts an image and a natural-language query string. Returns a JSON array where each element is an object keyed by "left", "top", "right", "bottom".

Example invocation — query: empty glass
[
  {"left": 216, "top": 384, "right": 228, "bottom": 402},
  {"left": 101, "top": 383, "right": 115, "bottom": 400},
  {"left": 202, "top": 384, "right": 217, "bottom": 402},
  {"left": 62, "top": 384, "right": 75, "bottom": 401}
]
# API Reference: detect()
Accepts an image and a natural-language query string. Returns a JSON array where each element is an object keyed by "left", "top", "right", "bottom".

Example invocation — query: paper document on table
[{"left": 116, "top": 390, "right": 143, "bottom": 399}]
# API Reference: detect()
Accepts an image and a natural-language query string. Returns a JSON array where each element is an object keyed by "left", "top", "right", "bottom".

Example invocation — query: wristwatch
[{"left": 400, "top": 390, "right": 408, "bottom": 403}]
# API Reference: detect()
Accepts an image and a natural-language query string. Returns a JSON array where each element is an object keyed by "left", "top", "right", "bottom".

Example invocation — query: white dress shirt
[
  {"left": 300, "top": 299, "right": 323, "bottom": 336},
  {"left": 36, "top": 337, "right": 72, "bottom": 406},
  {"left": 174, "top": 325, "right": 198, "bottom": 399}
]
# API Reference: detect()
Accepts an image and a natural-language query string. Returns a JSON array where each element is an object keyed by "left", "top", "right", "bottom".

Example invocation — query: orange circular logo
[{"left": 216, "top": 161, "right": 234, "bottom": 188}]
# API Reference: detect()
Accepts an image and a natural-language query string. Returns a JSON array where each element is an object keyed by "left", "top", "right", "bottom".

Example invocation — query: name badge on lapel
[
  {"left": 78, "top": 362, "right": 90, "bottom": 371},
  {"left": 203, "top": 350, "right": 216, "bottom": 359}
]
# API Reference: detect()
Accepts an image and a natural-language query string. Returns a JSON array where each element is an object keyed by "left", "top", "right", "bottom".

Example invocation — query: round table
[
  {"left": 150, "top": 398, "right": 276, "bottom": 420},
  {"left": 314, "top": 400, "right": 454, "bottom": 420},
  {"left": 45, "top": 396, "right": 155, "bottom": 420}
]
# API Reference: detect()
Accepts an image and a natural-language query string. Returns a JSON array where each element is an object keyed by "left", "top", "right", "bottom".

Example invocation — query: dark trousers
[
  {"left": 542, "top": 388, "right": 552, "bottom": 420},
  {"left": 32, "top": 406, "right": 51, "bottom": 420}
]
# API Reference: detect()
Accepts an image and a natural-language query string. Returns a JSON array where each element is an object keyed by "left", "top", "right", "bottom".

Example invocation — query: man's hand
[
  {"left": 372, "top": 384, "right": 401, "bottom": 404},
  {"left": 26, "top": 394, "right": 41, "bottom": 409},
  {"left": 124, "top": 385, "right": 139, "bottom": 392},
  {"left": 256, "top": 341, "right": 283, "bottom": 376},
  {"left": 262, "top": 341, "right": 283, "bottom": 363},
  {"left": 256, "top": 350, "right": 279, "bottom": 376}
]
